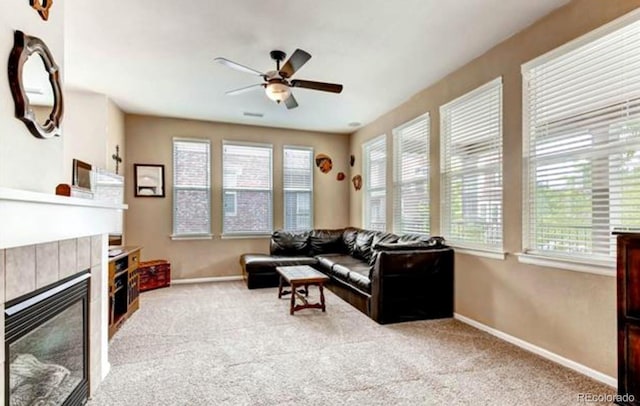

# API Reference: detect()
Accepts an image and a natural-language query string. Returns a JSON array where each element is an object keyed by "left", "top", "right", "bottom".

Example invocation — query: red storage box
[{"left": 138, "top": 260, "right": 171, "bottom": 292}]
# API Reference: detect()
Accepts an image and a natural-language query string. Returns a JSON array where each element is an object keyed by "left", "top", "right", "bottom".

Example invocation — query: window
[
  {"left": 522, "top": 14, "right": 640, "bottom": 264},
  {"left": 172, "top": 138, "right": 211, "bottom": 237},
  {"left": 223, "top": 191, "right": 237, "bottom": 217},
  {"left": 363, "top": 135, "right": 386, "bottom": 231},
  {"left": 222, "top": 142, "right": 273, "bottom": 235},
  {"left": 440, "top": 78, "right": 503, "bottom": 252},
  {"left": 283, "top": 146, "right": 313, "bottom": 231},
  {"left": 393, "top": 114, "right": 430, "bottom": 234}
]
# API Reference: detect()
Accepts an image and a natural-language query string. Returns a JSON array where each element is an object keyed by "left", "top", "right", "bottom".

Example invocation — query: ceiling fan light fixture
[
  {"left": 217, "top": 49, "right": 342, "bottom": 110},
  {"left": 265, "top": 81, "right": 291, "bottom": 103}
]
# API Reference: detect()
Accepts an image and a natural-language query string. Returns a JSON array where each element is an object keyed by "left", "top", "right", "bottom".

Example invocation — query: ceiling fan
[{"left": 214, "top": 49, "right": 343, "bottom": 109}]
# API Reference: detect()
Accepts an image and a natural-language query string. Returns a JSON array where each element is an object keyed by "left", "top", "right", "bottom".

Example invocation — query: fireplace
[
  {"left": 4, "top": 272, "right": 90, "bottom": 406},
  {"left": 0, "top": 188, "right": 125, "bottom": 400}
]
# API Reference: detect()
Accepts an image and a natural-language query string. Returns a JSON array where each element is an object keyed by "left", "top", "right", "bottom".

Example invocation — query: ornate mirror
[{"left": 8, "top": 30, "right": 63, "bottom": 139}]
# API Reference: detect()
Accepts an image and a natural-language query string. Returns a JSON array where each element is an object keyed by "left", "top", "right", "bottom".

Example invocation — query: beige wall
[
  {"left": 124, "top": 114, "right": 350, "bottom": 279},
  {"left": 63, "top": 91, "right": 126, "bottom": 179},
  {"left": 0, "top": 0, "right": 65, "bottom": 192},
  {"left": 63, "top": 90, "right": 108, "bottom": 180},
  {"left": 349, "top": 0, "right": 640, "bottom": 378},
  {"left": 106, "top": 99, "right": 125, "bottom": 174}
]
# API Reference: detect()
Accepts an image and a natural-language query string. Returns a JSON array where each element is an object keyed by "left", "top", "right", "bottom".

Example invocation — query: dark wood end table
[{"left": 276, "top": 265, "right": 330, "bottom": 315}]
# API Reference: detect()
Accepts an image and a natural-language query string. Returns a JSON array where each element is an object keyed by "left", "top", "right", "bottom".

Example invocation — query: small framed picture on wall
[{"left": 134, "top": 164, "right": 165, "bottom": 197}]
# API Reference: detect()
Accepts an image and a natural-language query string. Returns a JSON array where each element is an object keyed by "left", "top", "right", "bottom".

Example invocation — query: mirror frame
[{"left": 8, "top": 30, "right": 64, "bottom": 139}]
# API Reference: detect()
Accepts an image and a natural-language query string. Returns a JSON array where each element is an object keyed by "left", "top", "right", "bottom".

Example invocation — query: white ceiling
[{"left": 64, "top": 0, "right": 569, "bottom": 134}]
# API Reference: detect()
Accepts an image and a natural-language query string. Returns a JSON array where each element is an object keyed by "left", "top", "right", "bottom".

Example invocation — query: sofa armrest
[
  {"left": 369, "top": 248, "right": 454, "bottom": 324},
  {"left": 373, "top": 237, "right": 446, "bottom": 251}
]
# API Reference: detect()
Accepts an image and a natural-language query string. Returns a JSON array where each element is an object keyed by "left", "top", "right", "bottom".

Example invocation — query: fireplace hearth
[{"left": 4, "top": 272, "right": 90, "bottom": 406}]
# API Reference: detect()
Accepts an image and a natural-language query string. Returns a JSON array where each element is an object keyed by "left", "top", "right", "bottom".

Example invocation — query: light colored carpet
[{"left": 88, "top": 281, "right": 615, "bottom": 405}]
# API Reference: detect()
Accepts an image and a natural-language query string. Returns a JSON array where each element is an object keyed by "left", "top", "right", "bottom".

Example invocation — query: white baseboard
[
  {"left": 453, "top": 313, "right": 617, "bottom": 388},
  {"left": 171, "top": 275, "right": 243, "bottom": 285}
]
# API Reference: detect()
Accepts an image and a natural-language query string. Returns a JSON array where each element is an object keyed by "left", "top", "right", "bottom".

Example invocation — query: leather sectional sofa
[{"left": 240, "top": 228, "right": 454, "bottom": 324}]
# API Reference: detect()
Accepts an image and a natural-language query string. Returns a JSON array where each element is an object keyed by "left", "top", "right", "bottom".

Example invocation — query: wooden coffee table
[{"left": 276, "top": 265, "right": 330, "bottom": 315}]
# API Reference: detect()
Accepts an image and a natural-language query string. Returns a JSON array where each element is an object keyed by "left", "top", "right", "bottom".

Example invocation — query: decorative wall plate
[
  {"left": 352, "top": 175, "right": 362, "bottom": 191},
  {"left": 315, "top": 153, "right": 333, "bottom": 174},
  {"left": 337, "top": 172, "right": 345, "bottom": 181},
  {"left": 30, "top": 0, "right": 53, "bottom": 21}
]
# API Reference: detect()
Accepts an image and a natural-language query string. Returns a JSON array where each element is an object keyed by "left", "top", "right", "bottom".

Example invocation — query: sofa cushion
[
  {"left": 353, "top": 230, "right": 375, "bottom": 262},
  {"left": 342, "top": 228, "right": 359, "bottom": 256},
  {"left": 309, "top": 229, "right": 346, "bottom": 255},
  {"left": 328, "top": 264, "right": 351, "bottom": 285},
  {"left": 270, "top": 230, "right": 310, "bottom": 256},
  {"left": 372, "top": 232, "right": 398, "bottom": 246},
  {"left": 347, "top": 265, "right": 372, "bottom": 292},
  {"left": 397, "top": 233, "right": 427, "bottom": 243},
  {"left": 315, "top": 254, "right": 364, "bottom": 271},
  {"left": 327, "top": 263, "right": 351, "bottom": 280}
]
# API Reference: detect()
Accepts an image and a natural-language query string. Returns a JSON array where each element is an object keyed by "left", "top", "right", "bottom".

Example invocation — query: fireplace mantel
[{"left": 0, "top": 187, "right": 127, "bottom": 250}]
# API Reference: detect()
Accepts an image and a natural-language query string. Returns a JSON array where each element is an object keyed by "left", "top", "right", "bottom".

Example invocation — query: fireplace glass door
[{"left": 5, "top": 273, "right": 89, "bottom": 406}]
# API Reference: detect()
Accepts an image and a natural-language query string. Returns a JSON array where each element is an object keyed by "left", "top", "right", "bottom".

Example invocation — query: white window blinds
[
  {"left": 441, "top": 78, "right": 503, "bottom": 251},
  {"left": 222, "top": 142, "right": 273, "bottom": 235},
  {"left": 283, "top": 146, "right": 313, "bottom": 231},
  {"left": 393, "top": 114, "right": 430, "bottom": 235},
  {"left": 363, "top": 135, "right": 387, "bottom": 231},
  {"left": 172, "top": 138, "right": 211, "bottom": 236},
  {"left": 522, "top": 14, "right": 640, "bottom": 263}
]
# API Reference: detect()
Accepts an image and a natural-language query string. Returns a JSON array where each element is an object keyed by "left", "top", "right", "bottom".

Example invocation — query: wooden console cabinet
[
  {"left": 616, "top": 233, "right": 640, "bottom": 405},
  {"left": 108, "top": 246, "right": 141, "bottom": 339}
]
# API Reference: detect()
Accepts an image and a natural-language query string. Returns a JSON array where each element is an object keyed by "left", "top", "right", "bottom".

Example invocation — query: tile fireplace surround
[{"left": 0, "top": 187, "right": 127, "bottom": 403}]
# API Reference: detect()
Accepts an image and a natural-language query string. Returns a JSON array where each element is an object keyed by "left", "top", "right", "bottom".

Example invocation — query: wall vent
[{"left": 243, "top": 112, "right": 263, "bottom": 118}]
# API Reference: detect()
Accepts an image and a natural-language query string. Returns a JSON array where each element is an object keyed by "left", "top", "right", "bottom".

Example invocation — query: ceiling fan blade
[
  {"left": 279, "top": 49, "right": 311, "bottom": 78},
  {"left": 284, "top": 93, "right": 298, "bottom": 109},
  {"left": 225, "top": 83, "right": 264, "bottom": 96},
  {"left": 214, "top": 57, "right": 265, "bottom": 77},
  {"left": 290, "top": 79, "right": 343, "bottom": 94}
]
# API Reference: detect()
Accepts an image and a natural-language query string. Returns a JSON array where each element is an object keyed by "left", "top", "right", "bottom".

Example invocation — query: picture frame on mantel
[
  {"left": 134, "top": 164, "right": 165, "bottom": 197},
  {"left": 72, "top": 159, "right": 92, "bottom": 190}
]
